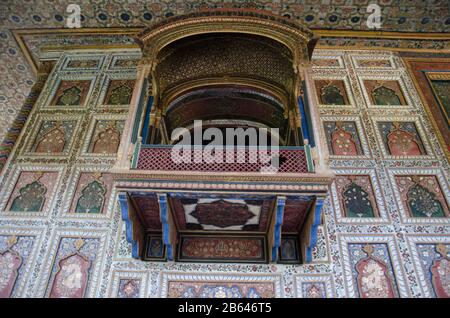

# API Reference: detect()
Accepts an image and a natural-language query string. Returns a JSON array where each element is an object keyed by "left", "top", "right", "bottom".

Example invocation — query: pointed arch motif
[
  {"left": 343, "top": 181, "right": 375, "bottom": 218},
  {"left": 372, "top": 85, "right": 401, "bottom": 105},
  {"left": 430, "top": 244, "right": 450, "bottom": 298},
  {"left": 50, "top": 239, "right": 91, "bottom": 298},
  {"left": 75, "top": 179, "right": 106, "bottom": 213},
  {"left": 321, "top": 84, "right": 345, "bottom": 105},
  {"left": 387, "top": 123, "right": 422, "bottom": 156},
  {"left": 35, "top": 122, "right": 66, "bottom": 153},
  {"left": 105, "top": 81, "right": 133, "bottom": 105},
  {"left": 10, "top": 178, "right": 46, "bottom": 212},
  {"left": 0, "top": 237, "right": 22, "bottom": 298},
  {"left": 355, "top": 245, "right": 396, "bottom": 298},
  {"left": 92, "top": 122, "right": 121, "bottom": 154},
  {"left": 306, "top": 284, "right": 324, "bottom": 298},
  {"left": 331, "top": 123, "right": 358, "bottom": 156},
  {"left": 406, "top": 182, "right": 445, "bottom": 218},
  {"left": 55, "top": 86, "right": 82, "bottom": 106}
]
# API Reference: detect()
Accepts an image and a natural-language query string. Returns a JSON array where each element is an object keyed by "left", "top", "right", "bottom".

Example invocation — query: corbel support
[
  {"left": 157, "top": 193, "right": 177, "bottom": 261},
  {"left": 300, "top": 197, "right": 325, "bottom": 263},
  {"left": 268, "top": 196, "right": 286, "bottom": 263},
  {"left": 118, "top": 193, "right": 146, "bottom": 259}
]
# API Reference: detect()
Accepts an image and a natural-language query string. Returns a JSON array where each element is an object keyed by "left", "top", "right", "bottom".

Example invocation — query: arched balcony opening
[{"left": 113, "top": 10, "right": 333, "bottom": 265}]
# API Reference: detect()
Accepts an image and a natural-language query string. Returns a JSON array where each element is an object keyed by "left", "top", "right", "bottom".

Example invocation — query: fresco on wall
[
  {"left": 378, "top": 122, "right": 426, "bottom": 156},
  {"left": 323, "top": 121, "right": 363, "bottom": 156}
]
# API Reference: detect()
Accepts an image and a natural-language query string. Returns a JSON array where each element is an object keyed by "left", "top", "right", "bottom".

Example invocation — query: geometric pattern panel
[{"left": 168, "top": 193, "right": 274, "bottom": 232}]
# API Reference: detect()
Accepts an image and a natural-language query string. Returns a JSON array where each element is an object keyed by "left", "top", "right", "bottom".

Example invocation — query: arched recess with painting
[{"left": 112, "top": 10, "right": 333, "bottom": 264}]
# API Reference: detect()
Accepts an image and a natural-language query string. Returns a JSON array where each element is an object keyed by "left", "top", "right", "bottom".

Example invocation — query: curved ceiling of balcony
[
  {"left": 154, "top": 32, "right": 296, "bottom": 107},
  {"left": 163, "top": 86, "right": 288, "bottom": 140}
]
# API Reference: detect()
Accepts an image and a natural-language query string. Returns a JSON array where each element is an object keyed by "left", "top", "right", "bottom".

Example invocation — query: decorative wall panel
[
  {"left": 159, "top": 273, "right": 282, "bottom": 298},
  {"left": 295, "top": 274, "right": 334, "bottom": 298},
  {"left": 0, "top": 49, "right": 448, "bottom": 298}
]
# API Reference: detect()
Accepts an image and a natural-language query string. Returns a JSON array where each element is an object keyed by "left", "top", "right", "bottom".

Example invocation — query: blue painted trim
[
  {"left": 301, "top": 82, "right": 316, "bottom": 147},
  {"left": 118, "top": 194, "right": 139, "bottom": 259},
  {"left": 158, "top": 194, "right": 173, "bottom": 261},
  {"left": 306, "top": 198, "right": 324, "bottom": 263},
  {"left": 141, "top": 95, "right": 153, "bottom": 143},
  {"left": 271, "top": 197, "right": 285, "bottom": 262},
  {"left": 298, "top": 95, "right": 311, "bottom": 145},
  {"left": 131, "top": 79, "right": 148, "bottom": 144}
]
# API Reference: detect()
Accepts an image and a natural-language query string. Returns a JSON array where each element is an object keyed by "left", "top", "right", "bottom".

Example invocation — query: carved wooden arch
[{"left": 136, "top": 9, "right": 316, "bottom": 73}]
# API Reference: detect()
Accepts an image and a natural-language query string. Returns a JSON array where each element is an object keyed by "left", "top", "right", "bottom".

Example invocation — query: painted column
[
  {"left": 113, "top": 61, "right": 151, "bottom": 171},
  {"left": 302, "top": 67, "right": 332, "bottom": 175}
]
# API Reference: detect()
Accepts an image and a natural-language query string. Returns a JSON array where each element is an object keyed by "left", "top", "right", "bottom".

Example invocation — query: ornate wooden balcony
[{"left": 132, "top": 144, "right": 314, "bottom": 174}]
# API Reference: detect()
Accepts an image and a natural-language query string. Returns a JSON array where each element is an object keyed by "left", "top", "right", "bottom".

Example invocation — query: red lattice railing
[{"left": 135, "top": 145, "right": 309, "bottom": 173}]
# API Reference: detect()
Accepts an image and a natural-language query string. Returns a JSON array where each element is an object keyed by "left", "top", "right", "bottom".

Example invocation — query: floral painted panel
[
  {"left": 178, "top": 236, "right": 265, "bottom": 262},
  {"left": 377, "top": 122, "right": 426, "bottom": 156},
  {"left": 69, "top": 172, "right": 113, "bottom": 214},
  {"left": 144, "top": 235, "right": 165, "bottom": 261},
  {"left": 334, "top": 175, "right": 379, "bottom": 218},
  {"left": 6, "top": 171, "right": 57, "bottom": 212},
  {"left": 167, "top": 281, "right": 276, "bottom": 298},
  {"left": 87, "top": 120, "right": 124, "bottom": 154},
  {"left": 364, "top": 80, "right": 406, "bottom": 105},
  {"left": 32, "top": 120, "right": 76, "bottom": 154},
  {"left": 356, "top": 60, "right": 392, "bottom": 68},
  {"left": 117, "top": 279, "right": 141, "bottom": 298},
  {"left": 46, "top": 238, "right": 100, "bottom": 298},
  {"left": 416, "top": 244, "right": 450, "bottom": 298},
  {"left": 301, "top": 282, "right": 327, "bottom": 298},
  {"left": 347, "top": 244, "right": 399, "bottom": 298},
  {"left": 0, "top": 236, "right": 36, "bottom": 298},
  {"left": 395, "top": 175, "right": 449, "bottom": 218},
  {"left": 103, "top": 80, "right": 135, "bottom": 105},
  {"left": 323, "top": 121, "right": 363, "bottom": 156},
  {"left": 315, "top": 80, "right": 349, "bottom": 105},
  {"left": 51, "top": 80, "right": 90, "bottom": 106},
  {"left": 279, "top": 236, "right": 300, "bottom": 263},
  {"left": 430, "top": 80, "right": 450, "bottom": 124},
  {"left": 66, "top": 60, "right": 99, "bottom": 69},
  {"left": 112, "top": 59, "right": 139, "bottom": 68}
]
